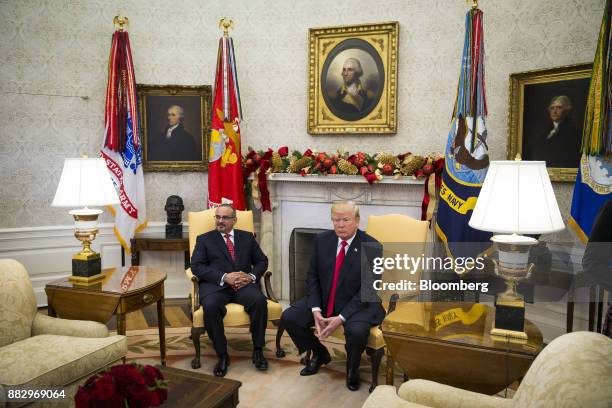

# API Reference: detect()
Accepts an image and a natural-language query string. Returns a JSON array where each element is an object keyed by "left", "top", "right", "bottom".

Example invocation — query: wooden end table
[
  {"left": 124, "top": 232, "right": 190, "bottom": 269},
  {"left": 382, "top": 302, "right": 543, "bottom": 394},
  {"left": 45, "top": 266, "right": 167, "bottom": 365},
  {"left": 158, "top": 366, "right": 241, "bottom": 407}
]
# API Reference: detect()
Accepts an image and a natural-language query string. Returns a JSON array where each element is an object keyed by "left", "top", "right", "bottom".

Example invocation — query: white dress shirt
[{"left": 166, "top": 124, "right": 179, "bottom": 139}]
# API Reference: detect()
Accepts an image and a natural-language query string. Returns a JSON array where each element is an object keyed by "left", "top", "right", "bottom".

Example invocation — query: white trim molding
[{"left": 0, "top": 222, "right": 190, "bottom": 306}]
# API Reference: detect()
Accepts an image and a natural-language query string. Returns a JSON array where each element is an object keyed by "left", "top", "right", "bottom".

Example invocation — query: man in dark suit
[
  {"left": 190, "top": 204, "right": 269, "bottom": 377},
  {"left": 280, "top": 201, "right": 384, "bottom": 391}
]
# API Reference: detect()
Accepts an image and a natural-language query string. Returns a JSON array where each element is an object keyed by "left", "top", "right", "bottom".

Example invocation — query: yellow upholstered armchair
[
  {"left": 363, "top": 331, "right": 612, "bottom": 408},
  {"left": 185, "top": 209, "right": 283, "bottom": 369},
  {"left": 364, "top": 214, "right": 430, "bottom": 389},
  {"left": 0, "top": 259, "right": 127, "bottom": 405},
  {"left": 279, "top": 214, "right": 430, "bottom": 393}
]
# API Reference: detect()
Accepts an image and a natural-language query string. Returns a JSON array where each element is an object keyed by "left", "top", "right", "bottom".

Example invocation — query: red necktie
[
  {"left": 225, "top": 234, "right": 235, "bottom": 261},
  {"left": 326, "top": 240, "right": 347, "bottom": 317}
]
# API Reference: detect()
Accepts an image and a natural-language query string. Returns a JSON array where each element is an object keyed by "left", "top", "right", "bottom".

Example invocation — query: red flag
[
  {"left": 208, "top": 36, "right": 246, "bottom": 210},
  {"left": 101, "top": 31, "right": 147, "bottom": 252}
]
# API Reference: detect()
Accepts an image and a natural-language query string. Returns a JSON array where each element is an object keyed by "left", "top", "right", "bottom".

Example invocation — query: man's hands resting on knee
[
  {"left": 223, "top": 271, "right": 253, "bottom": 291},
  {"left": 312, "top": 310, "right": 343, "bottom": 340}
]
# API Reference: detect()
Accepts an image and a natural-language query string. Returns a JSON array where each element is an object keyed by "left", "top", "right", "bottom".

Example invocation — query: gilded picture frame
[
  {"left": 138, "top": 84, "right": 211, "bottom": 172},
  {"left": 507, "top": 63, "right": 592, "bottom": 182},
  {"left": 308, "top": 22, "right": 399, "bottom": 134}
]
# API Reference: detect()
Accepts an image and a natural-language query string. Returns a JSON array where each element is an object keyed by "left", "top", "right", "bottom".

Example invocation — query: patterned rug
[{"left": 123, "top": 325, "right": 383, "bottom": 380}]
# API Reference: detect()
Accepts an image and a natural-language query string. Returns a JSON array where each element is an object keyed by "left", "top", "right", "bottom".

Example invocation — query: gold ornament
[
  {"left": 272, "top": 152, "right": 284, "bottom": 172},
  {"left": 400, "top": 154, "right": 426, "bottom": 176},
  {"left": 375, "top": 152, "right": 400, "bottom": 167},
  {"left": 338, "top": 159, "right": 358, "bottom": 175},
  {"left": 287, "top": 156, "right": 313, "bottom": 173}
]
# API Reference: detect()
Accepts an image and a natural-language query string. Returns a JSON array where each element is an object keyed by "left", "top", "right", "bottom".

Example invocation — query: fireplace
[
  {"left": 288, "top": 228, "right": 327, "bottom": 302},
  {"left": 256, "top": 173, "right": 427, "bottom": 300}
]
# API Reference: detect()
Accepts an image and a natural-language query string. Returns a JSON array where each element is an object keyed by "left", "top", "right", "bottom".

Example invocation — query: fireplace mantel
[
  {"left": 267, "top": 173, "right": 425, "bottom": 185},
  {"left": 256, "top": 174, "right": 427, "bottom": 299}
]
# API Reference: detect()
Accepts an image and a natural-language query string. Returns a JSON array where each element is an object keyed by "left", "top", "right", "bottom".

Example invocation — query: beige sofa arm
[
  {"left": 398, "top": 380, "right": 512, "bottom": 408},
  {"left": 32, "top": 313, "right": 109, "bottom": 338},
  {"left": 362, "top": 386, "right": 431, "bottom": 408}
]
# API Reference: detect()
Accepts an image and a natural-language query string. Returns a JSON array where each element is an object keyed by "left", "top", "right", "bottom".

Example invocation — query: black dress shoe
[
  {"left": 214, "top": 354, "right": 230, "bottom": 377},
  {"left": 346, "top": 368, "right": 360, "bottom": 391},
  {"left": 300, "top": 347, "right": 331, "bottom": 376},
  {"left": 252, "top": 349, "right": 268, "bottom": 371}
]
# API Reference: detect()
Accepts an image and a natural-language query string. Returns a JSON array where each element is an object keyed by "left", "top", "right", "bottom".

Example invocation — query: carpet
[{"left": 123, "top": 327, "right": 379, "bottom": 407}]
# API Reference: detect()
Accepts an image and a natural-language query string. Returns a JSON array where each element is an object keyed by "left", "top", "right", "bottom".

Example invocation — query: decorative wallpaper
[{"left": 0, "top": 0, "right": 603, "bottom": 240}]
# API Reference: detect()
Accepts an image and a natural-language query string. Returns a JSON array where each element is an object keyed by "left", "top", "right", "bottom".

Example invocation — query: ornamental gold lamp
[
  {"left": 469, "top": 160, "right": 564, "bottom": 339},
  {"left": 52, "top": 157, "right": 119, "bottom": 285}
]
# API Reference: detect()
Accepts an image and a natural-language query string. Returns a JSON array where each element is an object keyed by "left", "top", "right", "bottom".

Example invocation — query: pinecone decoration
[
  {"left": 287, "top": 156, "right": 313, "bottom": 173},
  {"left": 337, "top": 158, "right": 358, "bottom": 175},
  {"left": 272, "top": 152, "right": 284, "bottom": 172},
  {"left": 400, "top": 154, "right": 426, "bottom": 176},
  {"left": 375, "top": 152, "right": 400, "bottom": 167}
]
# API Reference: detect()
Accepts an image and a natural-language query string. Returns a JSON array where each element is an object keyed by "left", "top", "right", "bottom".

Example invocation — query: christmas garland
[{"left": 243, "top": 147, "right": 444, "bottom": 220}]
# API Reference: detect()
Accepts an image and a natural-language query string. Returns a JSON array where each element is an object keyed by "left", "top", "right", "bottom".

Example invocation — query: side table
[
  {"left": 45, "top": 266, "right": 167, "bottom": 365},
  {"left": 382, "top": 302, "right": 543, "bottom": 394},
  {"left": 123, "top": 232, "right": 190, "bottom": 269}
]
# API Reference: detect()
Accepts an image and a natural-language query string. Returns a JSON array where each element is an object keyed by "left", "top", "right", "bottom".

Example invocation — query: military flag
[
  {"left": 435, "top": 7, "right": 492, "bottom": 256},
  {"left": 207, "top": 29, "right": 246, "bottom": 210},
  {"left": 100, "top": 29, "right": 147, "bottom": 253},
  {"left": 570, "top": 0, "right": 612, "bottom": 242}
]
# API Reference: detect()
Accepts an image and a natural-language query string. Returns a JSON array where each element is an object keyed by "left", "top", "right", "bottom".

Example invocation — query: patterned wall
[{"left": 0, "top": 0, "right": 603, "bottom": 235}]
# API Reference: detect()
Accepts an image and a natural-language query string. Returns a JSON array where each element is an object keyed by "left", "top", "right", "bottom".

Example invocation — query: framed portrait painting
[
  {"left": 507, "top": 63, "right": 592, "bottom": 182},
  {"left": 137, "top": 84, "right": 211, "bottom": 171},
  {"left": 308, "top": 22, "right": 399, "bottom": 134}
]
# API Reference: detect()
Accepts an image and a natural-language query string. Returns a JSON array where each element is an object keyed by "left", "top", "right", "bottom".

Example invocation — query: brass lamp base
[
  {"left": 71, "top": 251, "right": 103, "bottom": 285},
  {"left": 68, "top": 272, "right": 105, "bottom": 286},
  {"left": 491, "top": 298, "right": 528, "bottom": 340}
]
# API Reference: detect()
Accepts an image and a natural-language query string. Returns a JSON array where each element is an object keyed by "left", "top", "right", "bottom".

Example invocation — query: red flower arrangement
[{"left": 75, "top": 363, "right": 167, "bottom": 408}]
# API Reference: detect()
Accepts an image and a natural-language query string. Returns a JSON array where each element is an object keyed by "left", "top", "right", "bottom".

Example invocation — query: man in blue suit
[
  {"left": 281, "top": 201, "right": 384, "bottom": 391},
  {"left": 190, "top": 204, "right": 269, "bottom": 377}
]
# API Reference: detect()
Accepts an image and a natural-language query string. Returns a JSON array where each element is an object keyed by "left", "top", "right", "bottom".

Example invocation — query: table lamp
[
  {"left": 52, "top": 157, "right": 119, "bottom": 285},
  {"left": 469, "top": 160, "right": 564, "bottom": 339}
]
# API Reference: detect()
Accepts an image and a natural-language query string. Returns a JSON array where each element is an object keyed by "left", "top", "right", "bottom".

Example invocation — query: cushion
[
  {"left": 192, "top": 299, "right": 283, "bottom": 328},
  {"left": 330, "top": 325, "right": 385, "bottom": 349},
  {"left": 0, "top": 334, "right": 126, "bottom": 390},
  {"left": 0, "top": 259, "right": 37, "bottom": 348}
]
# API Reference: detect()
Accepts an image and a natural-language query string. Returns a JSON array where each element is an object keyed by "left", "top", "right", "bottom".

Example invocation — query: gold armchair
[
  {"left": 279, "top": 214, "right": 429, "bottom": 393},
  {"left": 185, "top": 209, "right": 283, "bottom": 369},
  {"left": 365, "top": 214, "right": 430, "bottom": 387}
]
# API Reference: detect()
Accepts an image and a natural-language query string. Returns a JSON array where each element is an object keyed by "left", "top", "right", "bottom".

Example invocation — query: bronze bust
[{"left": 165, "top": 195, "right": 184, "bottom": 238}]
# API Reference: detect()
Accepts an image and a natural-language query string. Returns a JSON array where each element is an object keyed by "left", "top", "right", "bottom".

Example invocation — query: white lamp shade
[
  {"left": 51, "top": 158, "right": 119, "bottom": 208},
  {"left": 468, "top": 161, "right": 565, "bottom": 234}
]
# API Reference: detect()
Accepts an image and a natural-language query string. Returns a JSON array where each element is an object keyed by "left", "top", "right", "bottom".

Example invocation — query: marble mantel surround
[{"left": 255, "top": 174, "right": 428, "bottom": 299}]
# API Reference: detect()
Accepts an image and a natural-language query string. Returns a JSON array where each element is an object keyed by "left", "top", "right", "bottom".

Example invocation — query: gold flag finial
[
  {"left": 466, "top": 0, "right": 478, "bottom": 9},
  {"left": 219, "top": 17, "right": 234, "bottom": 37},
  {"left": 113, "top": 14, "right": 129, "bottom": 32}
]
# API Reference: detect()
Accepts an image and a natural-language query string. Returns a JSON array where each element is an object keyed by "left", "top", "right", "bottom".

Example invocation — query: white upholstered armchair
[{"left": 362, "top": 331, "right": 612, "bottom": 408}]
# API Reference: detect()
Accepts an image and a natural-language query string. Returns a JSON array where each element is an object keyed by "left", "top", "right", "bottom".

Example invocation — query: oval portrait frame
[{"left": 321, "top": 38, "right": 385, "bottom": 122}]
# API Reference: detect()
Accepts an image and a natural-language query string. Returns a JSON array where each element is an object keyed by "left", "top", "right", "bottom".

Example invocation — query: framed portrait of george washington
[
  {"left": 308, "top": 22, "right": 399, "bottom": 134},
  {"left": 138, "top": 84, "right": 211, "bottom": 172},
  {"left": 507, "top": 63, "right": 592, "bottom": 182}
]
